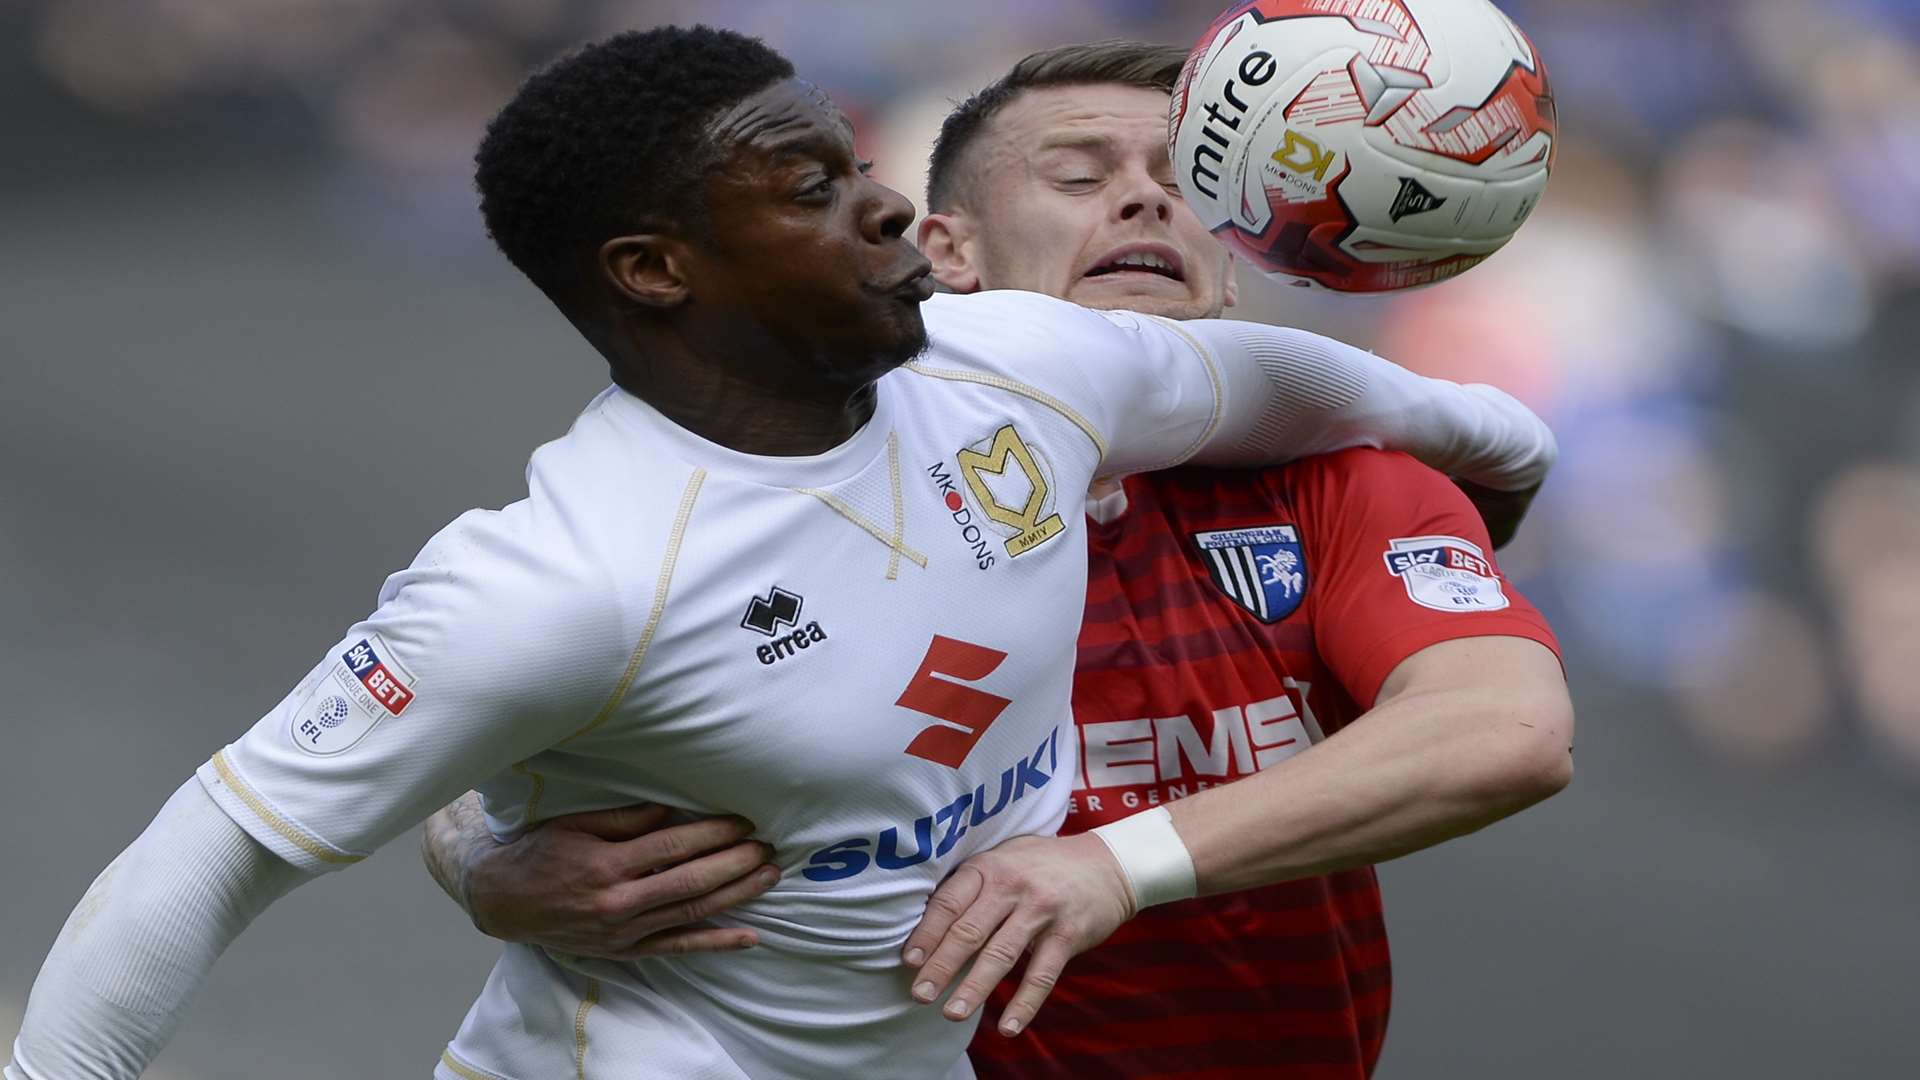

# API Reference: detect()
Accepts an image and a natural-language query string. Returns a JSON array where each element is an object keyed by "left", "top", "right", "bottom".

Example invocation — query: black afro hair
[{"left": 474, "top": 25, "right": 794, "bottom": 298}]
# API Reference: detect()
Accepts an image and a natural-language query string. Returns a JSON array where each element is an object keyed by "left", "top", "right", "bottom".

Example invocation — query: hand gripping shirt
[{"left": 196, "top": 290, "right": 1237, "bottom": 1080}]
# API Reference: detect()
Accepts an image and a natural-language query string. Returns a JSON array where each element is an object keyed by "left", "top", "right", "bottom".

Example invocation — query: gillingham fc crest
[{"left": 1193, "top": 524, "right": 1308, "bottom": 623}]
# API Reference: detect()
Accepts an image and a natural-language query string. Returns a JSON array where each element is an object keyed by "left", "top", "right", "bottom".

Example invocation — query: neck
[{"left": 609, "top": 320, "right": 884, "bottom": 457}]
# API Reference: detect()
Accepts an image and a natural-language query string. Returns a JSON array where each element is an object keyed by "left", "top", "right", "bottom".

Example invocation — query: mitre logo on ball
[{"left": 1171, "top": 0, "right": 1556, "bottom": 292}]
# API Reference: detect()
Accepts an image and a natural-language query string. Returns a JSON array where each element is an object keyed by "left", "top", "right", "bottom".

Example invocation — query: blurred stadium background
[{"left": 4, "top": 0, "right": 1918, "bottom": 1076}]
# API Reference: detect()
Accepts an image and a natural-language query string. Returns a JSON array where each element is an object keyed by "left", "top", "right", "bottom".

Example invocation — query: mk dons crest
[
  {"left": 955, "top": 425, "right": 1065, "bottom": 558},
  {"left": 1193, "top": 524, "right": 1308, "bottom": 623}
]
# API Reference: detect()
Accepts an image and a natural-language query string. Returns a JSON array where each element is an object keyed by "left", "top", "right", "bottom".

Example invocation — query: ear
[
  {"left": 599, "top": 234, "right": 690, "bottom": 309},
  {"left": 917, "top": 212, "right": 981, "bottom": 294}
]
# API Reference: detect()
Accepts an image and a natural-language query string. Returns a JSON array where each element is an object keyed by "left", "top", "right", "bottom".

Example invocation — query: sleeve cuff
[
  {"left": 1343, "top": 618, "right": 1563, "bottom": 711},
  {"left": 196, "top": 750, "right": 365, "bottom": 875}
]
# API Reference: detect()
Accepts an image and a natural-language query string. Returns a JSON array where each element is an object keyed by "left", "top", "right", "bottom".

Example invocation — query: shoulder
[
  {"left": 1273, "top": 449, "right": 1499, "bottom": 562},
  {"left": 391, "top": 390, "right": 689, "bottom": 643},
  {"left": 919, "top": 289, "right": 1148, "bottom": 360},
  {"left": 378, "top": 503, "right": 627, "bottom": 651},
  {"left": 1281, "top": 447, "right": 1464, "bottom": 507},
  {"left": 922, "top": 287, "right": 1102, "bottom": 329},
  {"left": 1131, "top": 450, "right": 1450, "bottom": 518}
]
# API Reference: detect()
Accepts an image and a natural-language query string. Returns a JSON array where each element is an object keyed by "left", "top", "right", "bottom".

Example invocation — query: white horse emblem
[{"left": 1258, "top": 550, "right": 1304, "bottom": 597}]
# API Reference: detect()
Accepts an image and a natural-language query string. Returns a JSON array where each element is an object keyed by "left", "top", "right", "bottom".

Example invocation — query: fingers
[
  {"left": 908, "top": 872, "right": 1016, "bottom": 1010},
  {"left": 937, "top": 913, "right": 1043, "bottom": 1024},
  {"left": 991, "top": 931, "right": 1074, "bottom": 1036},
  {"left": 612, "top": 815, "right": 759, "bottom": 877},
  {"left": 559, "top": 802, "right": 672, "bottom": 842},
  {"left": 902, "top": 864, "right": 984, "bottom": 970},
  {"left": 615, "top": 847, "right": 783, "bottom": 939}
]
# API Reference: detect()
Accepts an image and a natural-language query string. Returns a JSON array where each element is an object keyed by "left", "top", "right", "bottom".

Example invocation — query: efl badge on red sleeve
[
  {"left": 1193, "top": 524, "right": 1308, "bottom": 623},
  {"left": 1383, "top": 535, "right": 1510, "bottom": 612},
  {"left": 289, "top": 632, "right": 419, "bottom": 756}
]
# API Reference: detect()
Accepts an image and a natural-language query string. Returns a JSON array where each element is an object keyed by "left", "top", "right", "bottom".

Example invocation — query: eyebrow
[
  {"left": 761, "top": 129, "right": 854, "bottom": 165},
  {"left": 1035, "top": 132, "right": 1118, "bottom": 154}
]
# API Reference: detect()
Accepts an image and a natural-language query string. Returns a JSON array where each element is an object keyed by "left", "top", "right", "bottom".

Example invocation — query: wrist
[
  {"left": 1089, "top": 806, "right": 1197, "bottom": 911},
  {"left": 457, "top": 836, "right": 505, "bottom": 934}
]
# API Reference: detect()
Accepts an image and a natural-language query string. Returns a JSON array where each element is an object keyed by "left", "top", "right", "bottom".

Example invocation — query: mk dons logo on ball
[
  {"left": 1271, "top": 129, "right": 1336, "bottom": 181},
  {"left": 954, "top": 425, "right": 1065, "bottom": 558},
  {"left": 1263, "top": 128, "right": 1341, "bottom": 204}
]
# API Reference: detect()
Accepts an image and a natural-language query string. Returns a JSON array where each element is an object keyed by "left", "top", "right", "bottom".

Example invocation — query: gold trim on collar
[{"left": 902, "top": 362, "right": 1107, "bottom": 461}]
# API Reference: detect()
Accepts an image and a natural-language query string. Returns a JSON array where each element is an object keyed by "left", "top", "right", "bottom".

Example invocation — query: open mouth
[{"left": 1084, "top": 246, "right": 1186, "bottom": 283}]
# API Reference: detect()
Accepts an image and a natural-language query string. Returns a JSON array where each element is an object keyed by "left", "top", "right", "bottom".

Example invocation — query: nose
[
  {"left": 866, "top": 176, "right": 916, "bottom": 242},
  {"left": 1115, "top": 163, "right": 1172, "bottom": 225}
]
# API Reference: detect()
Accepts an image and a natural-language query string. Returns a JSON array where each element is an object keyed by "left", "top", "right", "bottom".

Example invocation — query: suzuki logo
[{"left": 896, "top": 635, "right": 1013, "bottom": 769}]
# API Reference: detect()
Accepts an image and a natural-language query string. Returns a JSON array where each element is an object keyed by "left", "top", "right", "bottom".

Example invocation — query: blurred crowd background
[{"left": 3, "top": 1, "right": 1917, "bottom": 1076}]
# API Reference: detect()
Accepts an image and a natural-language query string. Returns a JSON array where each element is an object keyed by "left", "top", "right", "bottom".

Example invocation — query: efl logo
[
  {"left": 1383, "top": 535, "right": 1509, "bottom": 612},
  {"left": 342, "top": 638, "right": 415, "bottom": 715}
]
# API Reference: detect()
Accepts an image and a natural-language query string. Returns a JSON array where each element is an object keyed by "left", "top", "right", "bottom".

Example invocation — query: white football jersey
[{"left": 197, "top": 290, "right": 1229, "bottom": 1079}]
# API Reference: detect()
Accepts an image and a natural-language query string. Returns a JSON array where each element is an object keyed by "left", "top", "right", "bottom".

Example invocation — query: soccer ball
[{"left": 1170, "top": 0, "right": 1555, "bottom": 291}]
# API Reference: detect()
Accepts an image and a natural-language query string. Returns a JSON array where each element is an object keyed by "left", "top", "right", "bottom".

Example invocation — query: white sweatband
[{"left": 1090, "top": 806, "right": 1197, "bottom": 910}]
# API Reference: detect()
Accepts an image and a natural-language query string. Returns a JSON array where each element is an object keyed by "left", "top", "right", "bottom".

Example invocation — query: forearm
[
  {"left": 1168, "top": 653, "right": 1573, "bottom": 897},
  {"left": 1177, "top": 319, "right": 1556, "bottom": 491},
  {"left": 7, "top": 780, "right": 306, "bottom": 1080},
  {"left": 420, "top": 791, "right": 493, "bottom": 919}
]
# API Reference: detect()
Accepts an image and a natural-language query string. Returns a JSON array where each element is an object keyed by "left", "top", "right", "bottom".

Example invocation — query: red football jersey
[{"left": 969, "top": 448, "right": 1560, "bottom": 1079}]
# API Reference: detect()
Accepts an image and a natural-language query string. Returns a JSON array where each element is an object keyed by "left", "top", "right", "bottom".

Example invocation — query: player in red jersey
[{"left": 419, "top": 42, "right": 1572, "bottom": 1078}]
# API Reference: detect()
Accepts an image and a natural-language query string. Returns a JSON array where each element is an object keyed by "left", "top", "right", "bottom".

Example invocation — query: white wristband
[{"left": 1090, "top": 806, "right": 1197, "bottom": 910}]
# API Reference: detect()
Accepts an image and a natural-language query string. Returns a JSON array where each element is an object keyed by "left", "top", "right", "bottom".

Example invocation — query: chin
[{"left": 870, "top": 308, "right": 930, "bottom": 373}]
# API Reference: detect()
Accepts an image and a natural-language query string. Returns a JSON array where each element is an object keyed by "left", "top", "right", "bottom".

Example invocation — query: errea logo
[{"left": 741, "top": 586, "right": 828, "bottom": 665}]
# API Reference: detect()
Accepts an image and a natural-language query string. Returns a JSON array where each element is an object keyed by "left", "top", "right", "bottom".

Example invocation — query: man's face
[
  {"left": 678, "top": 79, "right": 933, "bottom": 386},
  {"left": 924, "top": 83, "right": 1234, "bottom": 320}
]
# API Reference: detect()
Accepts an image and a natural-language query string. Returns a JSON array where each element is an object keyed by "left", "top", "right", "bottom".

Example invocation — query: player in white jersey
[{"left": 6, "top": 27, "right": 1555, "bottom": 1080}]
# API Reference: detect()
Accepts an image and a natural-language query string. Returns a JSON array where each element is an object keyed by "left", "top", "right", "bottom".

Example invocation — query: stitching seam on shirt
[
  {"left": 440, "top": 1048, "right": 512, "bottom": 1080},
  {"left": 1137, "top": 314, "right": 1226, "bottom": 473},
  {"left": 513, "top": 761, "right": 549, "bottom": 826},
  {"left": 559, "top": 467, "right": 706, "bottom": 747},
  {"left": 574, "top": 978, "right": 601, "bottom": 1080},
  {"left": 796, "top": 432, "right": 927, "bottom": 577},
  {"left": 210, "top": 750, "right": 362, "bottom": 865},
  {"left": 902, "top": 362, "right": 1108, "bottom": 461},
  {"left": 886, "top": 431, "right": 907, "bottom": 580}
]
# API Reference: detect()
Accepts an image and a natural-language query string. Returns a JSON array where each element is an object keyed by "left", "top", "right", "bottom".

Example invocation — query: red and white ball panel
[{"left": 1171, "top": 0, "right": 1556, "bottom": 291}]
